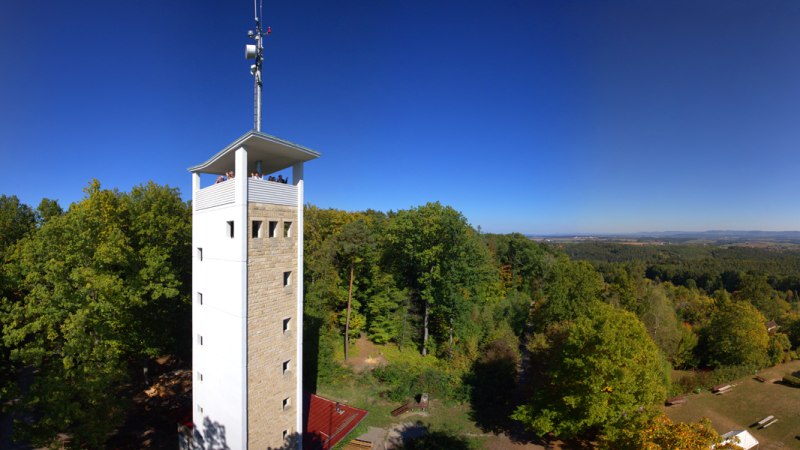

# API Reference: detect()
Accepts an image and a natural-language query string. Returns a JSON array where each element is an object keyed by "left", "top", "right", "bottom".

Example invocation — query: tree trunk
[
  {"left": 399, "top": 295, "right": 409, "bottom": 352},
  {"left": 448, "top": 317, "right": 454, "bottom": 360},
  {"left": 422, "top": 299, "right": 429, "bottom": 356},
  {"left": 344, "top": 264, "right": 354, "bottom": 361}
]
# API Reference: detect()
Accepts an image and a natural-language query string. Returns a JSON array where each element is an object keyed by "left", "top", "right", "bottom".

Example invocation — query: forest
[{"left": 1, "top": 182, "right": 798, "bottom": 449}]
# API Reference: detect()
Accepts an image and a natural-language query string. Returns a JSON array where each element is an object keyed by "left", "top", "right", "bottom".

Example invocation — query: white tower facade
[{"left": 189, "top": 132, "right": 319, "bottom": 449}]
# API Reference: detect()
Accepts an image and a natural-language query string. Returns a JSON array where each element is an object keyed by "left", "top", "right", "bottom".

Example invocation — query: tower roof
[{"left": 188, "top": 131, "right": 321, "bottom": 175}]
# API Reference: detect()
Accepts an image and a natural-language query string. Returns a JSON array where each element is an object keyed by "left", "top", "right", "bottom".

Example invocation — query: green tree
[
  {"left": 0, "top": 194, "right": 35, "bottom": 256},
  {"left": 788, "top": 318, "right": 800, "bottom": 349},
  {"left": 0, "top": 195, "right": 37, "bottom": 435},
  {"left": 735, "top": 273, "right": 789, "bottom": 321},
  {"left": 768, "top": 333, "right": 791, "bottom": 365},
  {"left": 384, "top": 202, "right": 496, "bottom": 356},
  {"left": 336, "top": 219, "right": 376, "bottom": 360},
  {"left": 639, "top": 284, "right": 681, "bottom": 362},
  {"left": 0, "top": 195, "right": 37, "bottom": 309},
  {"left": 608, "top": 415, "right": 743, "bottom": 450},
  {"left": 124, "top": 182, "right": 192, "bottom": 359},
  {"left": 604, "top": 264, "right": 644, "bottom": 315},
  {"left": 35, "top": 198, "right": 63, "bottom": 226},
  {"left": 701, "top": 301, "right": 770, "bottom": 368},
  {"left": 1, "top": 181, "right": 190, "bottom": 448},
  {"left": 484, "top": 232, "right": 547, "bottom": 296},
  {"left": 673, "top": 323, "right": 699, "bottom": 369},
  {"left": 513, "top": 302, "right": 668, "bottom": 441},
  {"left": 366, "top": 271, "right": 407, "bottom": 345},
  {"left": 666, "top": 283, "right": 715, "bottom": 327},
  {"left": 533, "top": 258, "right": 605, "bottom": 328}
]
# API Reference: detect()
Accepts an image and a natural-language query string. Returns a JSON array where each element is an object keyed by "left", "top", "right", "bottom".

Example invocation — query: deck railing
[
  {"left": 195, "top": 178, "right": 297, "bottom": 210},
  {"left": 195, "top": 180, "right": 235, "bottom": 210},
  {"left": 248, "top": 178, "right": 297, "bottom": 206}
]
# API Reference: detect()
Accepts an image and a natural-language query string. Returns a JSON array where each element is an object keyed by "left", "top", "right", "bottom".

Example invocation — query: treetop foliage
[
  {"left": 1, "top": 181, "right": 190, "bottom": 448},
  {"left": 609, "top": 415, "right": 743, "bottom": 450},
  {"left": 513, "top": 302, "right": 668, "bottom": 441},
  {"left": 2, "top": 187, "right": 797, "bottom": 447}
]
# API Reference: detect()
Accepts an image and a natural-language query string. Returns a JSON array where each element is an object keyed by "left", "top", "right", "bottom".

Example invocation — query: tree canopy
[
  {"left": 383, "top": 202, "right": 497, "bottom": 355},
  {"left": 513, "top": 302, "right": 668, "bottom": 440},
  {"left": 533, "top": 257, "right": 605, "bottom": 328},
  {"left": 1, "top": 181, "right": 191, "bottom": 447},
  {"left": 701, "top": 301, "right": 770, "bottom": 369},
  {"left": 2, "top": 186, "right": 797, "bottom": 448},
  {"left": 609, "top": 415, "right": 743, "bottom": 450}
]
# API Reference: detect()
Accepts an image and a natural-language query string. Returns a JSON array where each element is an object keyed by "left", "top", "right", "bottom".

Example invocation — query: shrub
[
  {"left": 372, "top": 363, "right": 466, "bottom": 403},
  {"left": 674, "top": 365, "right": 758, "bottom": 394},
  {"left": 709, "top": 365, "right": 759, "bottom": 386},
  {"left": 373, "top": 364, "right": 416, "bottom": 402},
  {"left": 676, "top": 370, "right": 713, "bottom": 394}
]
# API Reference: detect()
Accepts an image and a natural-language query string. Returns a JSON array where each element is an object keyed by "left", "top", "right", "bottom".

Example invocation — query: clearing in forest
[{"left": 665, "top": 360, "right": 800, "bottom": 449}]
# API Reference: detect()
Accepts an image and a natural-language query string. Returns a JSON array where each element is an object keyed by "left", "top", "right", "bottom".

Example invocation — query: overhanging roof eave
[{"left": 187, "top": 130, "right": 321, "bottom": 174}]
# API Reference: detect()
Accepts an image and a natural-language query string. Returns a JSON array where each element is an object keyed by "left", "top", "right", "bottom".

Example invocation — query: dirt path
[
  {"left": 345, "top": 335, "right": 388, "bottom": 372},
  {"left": 360, "top": 421, "right": 552, "bottom": 450}
]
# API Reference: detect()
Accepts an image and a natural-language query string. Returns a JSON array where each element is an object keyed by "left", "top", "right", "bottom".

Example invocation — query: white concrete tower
[{"left": 189, "top": 132, "right": 319, "bottom": 449}]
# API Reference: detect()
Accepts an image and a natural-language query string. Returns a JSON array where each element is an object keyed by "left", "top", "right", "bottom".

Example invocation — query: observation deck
[
  {"left": 194, "top": 178, "right": 298, "bottom": 210},
  {"left": 189, "top": 131, "right": 320, "bottom": 210}
]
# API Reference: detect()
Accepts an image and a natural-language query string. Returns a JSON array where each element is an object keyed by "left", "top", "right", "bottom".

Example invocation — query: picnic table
[
  {"left": 712, "top": 383, "right": 733, "bottom": 394},
  {"left": 666, "top": 395, "right": 686, "bottom": 406}
]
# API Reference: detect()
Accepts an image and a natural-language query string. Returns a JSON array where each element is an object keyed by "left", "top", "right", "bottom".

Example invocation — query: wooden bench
[
  {"left": 343, "top": 439, "right": 373, "bottom": 449},
  {"left": 391, "top": 403, "right": 410, "bottom": 417},
  {"left": 754, "top": 376, "right": 767, "bottom": 383},
  {"left": 761, "top": 418, "right": 779, "bottom": 429},
  {"left": 756, "top": 415, "right": 775, "bottom": 427}
]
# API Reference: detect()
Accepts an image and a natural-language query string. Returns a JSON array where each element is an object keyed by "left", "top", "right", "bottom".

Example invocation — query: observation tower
[{"left": 187, "top": 3, "right": 319, "bottom": 448}]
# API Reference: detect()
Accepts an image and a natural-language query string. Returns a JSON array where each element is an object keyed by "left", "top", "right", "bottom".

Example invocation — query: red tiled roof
[{"left": 304, "top": 393, "right": 368, "bottom": 450}]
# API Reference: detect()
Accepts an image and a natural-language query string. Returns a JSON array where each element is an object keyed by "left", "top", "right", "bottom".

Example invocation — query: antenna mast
[{"left": 245, "top": 0, "right": 270, "bottom": 132}]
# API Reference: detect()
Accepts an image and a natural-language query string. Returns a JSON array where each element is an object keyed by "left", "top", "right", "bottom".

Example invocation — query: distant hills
[
  {"left": 530, "top": 230, "right": 800, "bottom": 244},
  {"left": 624, "top": 230, "right": 800, "bottom": 240}
]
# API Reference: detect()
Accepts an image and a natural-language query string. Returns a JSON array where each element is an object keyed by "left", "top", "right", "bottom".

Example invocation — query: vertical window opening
[
  {"left": 283, "top": 360, "right": 291, "bottom": 375},
  {"left": 282, "top": 397, "right": 290, "bottom": 410},
  {"left": 269, "top": 221, "right": 278, "bottom": 238},
  {"left": 198, "top": 292, "right": 203, "bottom": 305},
  {"left": 197, "top": 334, "right": 203, "bottom": 346},
  {"left": 283, "top": 271, "right": 291, "bottom": 287},
  {"left": 227, "top": 221, "right": 234, "bottom": 238},
  {"left": 252, "top": 220, "right": 262, "bottom": 238},
  {"left": 283, "top": 221, "right": 292, "bottom": 238},
  {"left": 283, "top": 317, "right": 291, "bottom": 334},
  {"left": 197, "top": 247, "right": 203, "bottom": 261}
]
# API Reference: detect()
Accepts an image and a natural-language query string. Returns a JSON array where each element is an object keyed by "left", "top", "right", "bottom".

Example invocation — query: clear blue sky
[{"left": 2, "top": 1, "right": 799, "bottom": 234}]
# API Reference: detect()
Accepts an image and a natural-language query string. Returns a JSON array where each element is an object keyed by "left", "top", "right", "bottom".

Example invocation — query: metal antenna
[{"left": 245, "top": 0, "right": 270, "bottom": 132}]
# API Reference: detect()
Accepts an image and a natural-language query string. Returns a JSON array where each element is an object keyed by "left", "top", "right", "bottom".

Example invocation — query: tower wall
[
  {"left": 246, "top": 203, "right": 299, "bottom": 447},
  {"left": 192, "top": 201, "right": 248, "bottom": 450}
]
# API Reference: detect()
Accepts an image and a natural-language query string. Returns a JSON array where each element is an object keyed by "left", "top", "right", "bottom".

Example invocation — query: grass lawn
[
  {"left": 318, "top": 373, "right": 488, "bottom": 449},
  {"left": 318, "top": 340, "right": 490, "bottom": 449},
  {"left": 665, "top": 360, "right": 800, "bottom": 449}
]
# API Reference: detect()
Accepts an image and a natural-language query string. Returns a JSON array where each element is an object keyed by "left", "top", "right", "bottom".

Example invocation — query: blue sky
[{"left": 1, "top": 1, "right": 799, "bottom": 234}]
